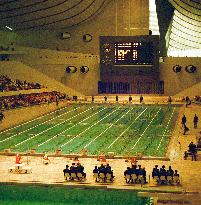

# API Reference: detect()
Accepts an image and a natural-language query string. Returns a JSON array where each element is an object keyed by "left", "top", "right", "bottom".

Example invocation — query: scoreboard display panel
[
  {"left": 100, "top": 36, "right": 159, "bottom": 67},
  {"left": 114, "top": 42, "right": 154, "bottom": 65}
]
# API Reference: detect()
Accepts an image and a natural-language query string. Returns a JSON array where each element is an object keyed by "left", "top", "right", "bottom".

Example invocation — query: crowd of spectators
[
  {"left": 93, "top": 163, "right": 115, "bottom": 182},
  {"left": 63, "top": 162, "right": 86, "bottom": 181},
  {"left": 0, "top": 75, "right": 45, "bottom": 92},
  {"left": 0, "top": 91, "right": 67, "bottom": 110},
  {"left": 124, "top": 164, "right": 146, "bottom": 184},
  {"left": 152, "top": 165, "right": 180, "bottom": 185}
]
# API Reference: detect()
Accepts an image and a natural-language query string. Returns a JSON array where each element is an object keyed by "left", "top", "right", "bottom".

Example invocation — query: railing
[{"left": 98, "top": 81, "right": 164, "bottom": 94}]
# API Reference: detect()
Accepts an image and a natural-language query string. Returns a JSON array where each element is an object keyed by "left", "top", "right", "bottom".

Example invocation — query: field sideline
[{"left": 0, "top": 104, "right": 179, "bottom": 157}]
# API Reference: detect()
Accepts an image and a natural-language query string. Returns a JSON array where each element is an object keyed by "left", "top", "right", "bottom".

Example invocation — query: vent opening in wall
[
  {"left": 83, "top": 34, "right": 92, "bottom": 42},
  {"left": 185, "top": 65, "right": 197, "bottom": 73},
  {"left": 66, "top": 66, "right": 77, "bottom": 73},
  {"left": 173, "top": 65, "right": 182, "bottom": 73},
  {"left": 60, "top": 32, "right": 71, "bottom": 39},
  {"left": 80, "top": 66, "right": 89, "bottom": 73}
]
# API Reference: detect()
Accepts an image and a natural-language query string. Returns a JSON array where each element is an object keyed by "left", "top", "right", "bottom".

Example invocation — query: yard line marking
[
  {"left": 107, "top": 108, "right": 147, "bottom": 149},
  {"left": 131, "top": 108, "right": 161, "bottom": 150},
  {"left": 60, "top": 107, "right": 121, "bottom": 148},
  {"left": 14, "top": 107, "right": 93, "bottom": 147},
  {"left": 0, "top": 107, "right": 80, "bottom": 143},
  {"left": 156, "top": 107, "right": 175, "bottom": 151},
  {"left": 37, "top": 107, "right": 107, "bottom": 147},
  {"left": 0, "top": 105, "right": 69, "bottom": 135},
  {"left": 84, "top": 107, "right": 134, "bottom": 149}
]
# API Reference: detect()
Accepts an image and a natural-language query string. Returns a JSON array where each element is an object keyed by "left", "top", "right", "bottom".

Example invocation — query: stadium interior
[{"left": 0, "top": 0, "right": 201, "bottom": 204}]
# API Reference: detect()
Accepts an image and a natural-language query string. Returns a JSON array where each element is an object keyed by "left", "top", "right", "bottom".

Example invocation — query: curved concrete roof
[{"left": 0, "top": 0, "right": 110, "bottom": 30}]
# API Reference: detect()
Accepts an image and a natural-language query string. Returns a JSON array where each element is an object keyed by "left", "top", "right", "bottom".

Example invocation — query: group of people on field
[
  {"left": 182, "top": 113, "right": 199, "bottom": 135},
  {"left": 92, "top": 95, "right": 144, "bottom": 104}
]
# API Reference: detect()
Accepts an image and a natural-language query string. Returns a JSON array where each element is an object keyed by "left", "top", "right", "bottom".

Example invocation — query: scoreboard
[{"left": 100, "top": 36, "right": 159, "bottom": 68}]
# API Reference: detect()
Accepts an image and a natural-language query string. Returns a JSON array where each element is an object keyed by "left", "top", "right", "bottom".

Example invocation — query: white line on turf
[
  {"left": 14, "top": 107, "right": 94, "bottom": 147},
  {"left": 131, "top": 108, "right": 162, "bottom": 150},
  {"left": 60, "top": 107, "right": 121, "bottom": 148},
  {"left": 37, "top": 107, "right": 107, "bottom": 147},
  {"left": 0, "top": 107, "right": 80, "bottom": 143},
  {"left": 107, "top": 108, "right": 147, "bottom": 149},
  {"left": 0, "top": 105, "right": 69, "bottom": 135},
  {"left": 83, "top": 107, "right": 134, "bottom": 149},
  {"left": 156, "top": 107, "right": 175, "bottom": 151}
]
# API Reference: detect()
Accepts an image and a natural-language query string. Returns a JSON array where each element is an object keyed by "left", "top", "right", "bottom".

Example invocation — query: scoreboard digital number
[{"left": 114, "top": 42, "right": 154, "bottom": 65}]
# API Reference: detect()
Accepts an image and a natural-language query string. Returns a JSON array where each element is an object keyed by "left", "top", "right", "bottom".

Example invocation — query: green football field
[
  {"left": 0, "top": 104, "right": 179, "bottom": 157},
  {"left": 0, "top": 185, "right": 150, "bottom": 205}
]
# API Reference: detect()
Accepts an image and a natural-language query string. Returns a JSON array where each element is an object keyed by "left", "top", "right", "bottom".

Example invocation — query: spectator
[
  {"left": 183, "top": 124, "right": 189, "bottom": 135},
  {"left": 63, "top": 165, "right": 69, "bottom": 177},
  {"left": 152, "top": 165, "right": 160, "bottom": 178},
  {"left": 168, "top": 96, "right": 172, "bottom": 104},
  {"left": 91, "top": 96, "right": 94, "bottom": 103},
  {"left": 140, "top": 167, "right": 147, "bottom": 183},
  {"left": 167, "top": 166, "right": 174, "bottom": 179},
  {"left": 181, "top": 114, "right": 187, "bottom": 127},
  {"left": 168, "top": 96, "right": 172, "bottom": 110},
  {"left": 129, "top": 95, "right": 132, "bottom": 103},
  {"left": 116, "top": 95, "right": 118, "bottom": 103},
  {"left": 193, "top": 114, "right": 198, "bottom": 128},
  {"left": 174, "top": 170, "right": 179, "bottom": 177},
  {"left": 188, "top": 142, "right": 197, "bottom": 161},
  {"left": 0, "top": 111, "right": 4, "bottom": 122},
  {"left": 140, "top": 95, "right": 143, "bottom": 103},
  {"left": 124, "top": 167, "right": 131, "bottom": 183},
  {"left": 185, "top": 96, "right": 191, "bottom": 107}
]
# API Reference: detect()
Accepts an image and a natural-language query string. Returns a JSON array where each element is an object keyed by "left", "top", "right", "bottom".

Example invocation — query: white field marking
[
  {"left": 46, "top": 122, "right": 57, "bottom": 125},
  {"left": 14, "top": 106, "right": 93, "bottom": 147},
  {"left": 84, "top": 107, "right": 134, "bottom": 149},
  {"left": 0, "top": 105, "right": 69, "bottom": 135},
  {"left": 79, "top": 122, "right": 88, "bottom": 125},
  {"left": 60, "top": 135, "right": 75, "bottom": 137},
  {"left": 156, "top": 107, "right": 175, "bottom": 151},
  {"left": 131, "top": 108, "right": 162, "bottom": 150},
  {"left": 60, "top": 107, "right": 121, "bottom": 148},
  {"left": 0, "top": 107, "right": 80, "bottom": 143},
  {"left": 37, "top": 107, "right": 107, "bottom": 147},
  {"left": 107, "top": 108, "right": 147, "bottom": 149}
]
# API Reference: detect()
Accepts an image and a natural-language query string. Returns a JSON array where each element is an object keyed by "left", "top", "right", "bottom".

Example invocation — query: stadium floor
[
  {"left": 0, "top": 104, "right": 179, "bottom": 157},
  {"left": 0, "top": 102, "right": 201, "bottom": 205}
]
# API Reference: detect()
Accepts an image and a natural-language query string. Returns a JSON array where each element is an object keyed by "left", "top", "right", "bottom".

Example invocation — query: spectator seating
[
  {"left": 0, "top": 75, "right": 44, "bottom": 92},
  {"left": 0, "top": 91, "right": 67, "bottom": 110},
  {"left": 93, "top": 163, "right": 115, "bottom": 183},
  {"left": 63, "top": 161, "right": 86, "bottom": 182},
  {"left": 124, "top": 165, "right": 147, "bottom": 184},
  {"left": 152, "top": 165, "right": 180, "bottom": 185}
]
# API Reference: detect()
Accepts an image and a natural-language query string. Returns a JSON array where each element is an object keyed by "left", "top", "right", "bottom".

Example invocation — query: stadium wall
[
  {"left": 160, "top": 57, "right": 201, "bottom": 96},
  {"left": 0, "top": 61, "right": 83, "bottom": 97}
]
